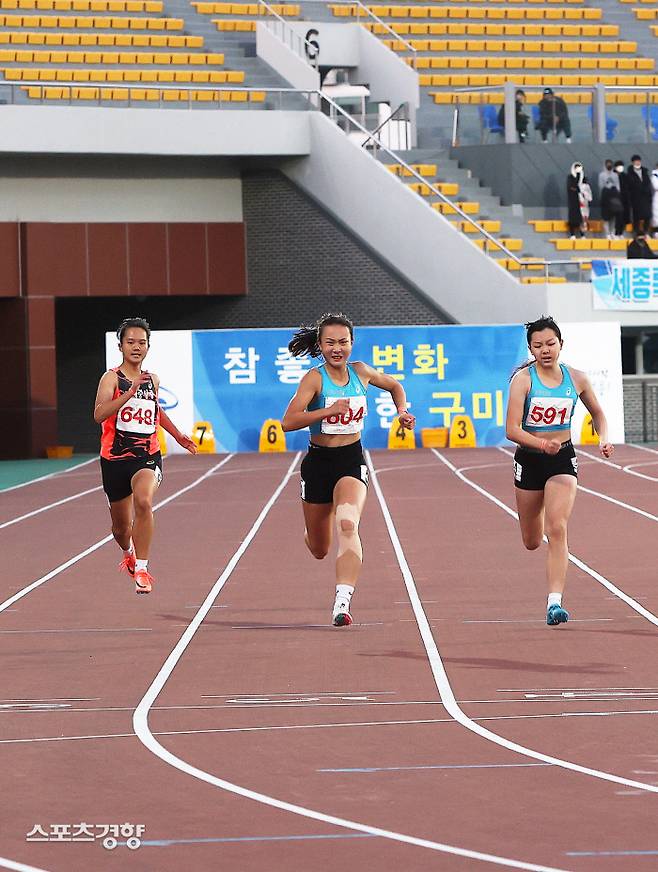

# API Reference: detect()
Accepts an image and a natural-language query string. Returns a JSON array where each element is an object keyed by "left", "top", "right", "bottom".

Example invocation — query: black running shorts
[
  {"left": 513, "top": 440, "right": 578, "bottom": 491},
  {"left": 300, "top": 441, "right": 369, "bottom": 504},
  {"left": 100, "top": 452, "right": 163, "bottom": 503}
]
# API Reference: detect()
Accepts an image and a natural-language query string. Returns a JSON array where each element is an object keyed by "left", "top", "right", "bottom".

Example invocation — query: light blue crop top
[
  {"left": 308, "top": 363, "right": 368, "bottom": 436},
  {"left": 522, "top": 363, "right": 579, "bottom": 433}
]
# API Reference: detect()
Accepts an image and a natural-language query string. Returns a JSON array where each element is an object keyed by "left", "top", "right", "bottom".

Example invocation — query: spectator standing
[
  {"left": 537, "top": 88, "right": 572, "bottom": 143},
  {"left": 613, "top": 160, "right": 630, "bottom": 239},
  {"left": 651, "top": 162, "right": 658, "bottom": 237},
  {"left": 598, "top": 159, "right": 623, "bottom": 240},
  {"left": 567, "top": 162, "right": 592, "bottom": 238},
  {"left": 626, "top": 154, "right": 653, "bottom": 234},
  {"left": 498, "top": 89, "right": 529, "bottom": 143},
  {"left": 627, "top": 232, "right": 657, "bottom": 260}
]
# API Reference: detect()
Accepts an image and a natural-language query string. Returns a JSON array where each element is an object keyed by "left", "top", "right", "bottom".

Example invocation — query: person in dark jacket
[
  {"left": 627, "top": 232, "right": 657, "bottom": 259},
  {"left": 626, "top": 154, "right": 653, "bottom": 234},
  {"left": 613, "top": 160, "right": 630, "bottom": 239},
  {"left": 599, "top": 159, "right": 623, "bottom": 240},
  {"left": 567, "top": 162, "right": 592, "bottom": 238},
  {"left": 536, "top": 88, "right": 572, "bottom": 143},
  {"left": 497, "top": 89, "right": 529, "bottom": 143}
]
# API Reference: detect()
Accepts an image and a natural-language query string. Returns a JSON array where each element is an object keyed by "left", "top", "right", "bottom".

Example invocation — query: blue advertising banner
[
  {"left": 192, "top": 325, "right": 529, "bottom": 452},
  {"left": 592, "top": 259, "right": 658, "bottom": 310}
]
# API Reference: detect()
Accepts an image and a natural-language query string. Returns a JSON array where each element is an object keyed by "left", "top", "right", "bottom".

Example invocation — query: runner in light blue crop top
[
  {"left": 522, "top": 363, "right": 578, "bottom": 434},
  {"left": 307, "top": 363, "right": 368, "bottom": 437}
]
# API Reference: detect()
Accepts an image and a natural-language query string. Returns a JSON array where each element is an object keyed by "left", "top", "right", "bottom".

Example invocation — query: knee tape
[{"left": 335, "top": 503, "right": 361, "bottom": 558}]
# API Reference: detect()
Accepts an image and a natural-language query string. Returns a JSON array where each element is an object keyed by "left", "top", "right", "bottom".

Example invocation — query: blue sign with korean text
[
  {"left": 192, "top": 325, "right": 528, "bottom": 452},
  {"left": 592, "top": 259, "right": 658, "bottom": 310}
]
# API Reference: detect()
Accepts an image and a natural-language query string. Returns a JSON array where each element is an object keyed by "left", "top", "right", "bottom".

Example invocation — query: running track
[{"left": 1, "top": 446, "right": 657, "bottom": 872}]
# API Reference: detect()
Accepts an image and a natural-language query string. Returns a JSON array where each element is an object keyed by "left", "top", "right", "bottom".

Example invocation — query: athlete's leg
[
  {"left": 543, "top": 474, "right": 577, "bottom": 597},
  {"left": 108, "top": 495, "right": 133, "bottom": 551},
  {"left": 130, "top": 468, "right": 160, "bottom": 560},
  {"left": 333, "top": 475, "right": 368, "bottom": 587},
  {"left": 514, "top": 488, "right": 545, "bottom": 551},
  {"left": 302, "top": 501, "right": 334, "bottom": 560}
]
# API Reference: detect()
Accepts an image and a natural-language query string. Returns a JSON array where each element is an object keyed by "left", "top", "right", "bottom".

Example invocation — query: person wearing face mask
[
  {"left": 598, "top": 159, "right": 623, "bottom": 240},
  {"left": 566, "top": 162, "right": 592, "bottom": 239},
  {"left": 613, "top": 160, "right": 630, "bottom": 239},
  {"left": 536, "top": 88, "right": 572, "bottom": 143},
  {"left": 627, "top": 232, "right": 658, "bottom": 260},
  {"left": 626, "top": 154, "right": 653, "bottom": 235},
  {"left": 650, "top": 162, "right": 658, "bottom": 237}
]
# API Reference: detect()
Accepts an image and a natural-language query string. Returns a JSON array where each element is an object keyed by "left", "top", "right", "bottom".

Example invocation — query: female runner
[
  {"left": 282, "top": 313, "right": 415, "bottom": 626},
  {"left": 94, "top": 317, "right": 197, "bottom": 594},
  {"left": 506, "top": 316, "right": 613, "bottom": 625}
]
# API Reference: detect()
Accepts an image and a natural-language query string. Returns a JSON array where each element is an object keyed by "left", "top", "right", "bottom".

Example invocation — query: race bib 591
[{"left": 525, "top": 396, "right": 573, "bottom": 429}]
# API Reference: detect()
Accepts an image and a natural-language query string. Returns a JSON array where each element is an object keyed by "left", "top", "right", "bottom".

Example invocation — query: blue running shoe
[{"left": 546, "top": 603, "right": 569, "bottom": 626}]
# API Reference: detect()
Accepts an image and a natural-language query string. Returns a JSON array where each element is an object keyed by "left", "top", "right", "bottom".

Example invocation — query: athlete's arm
[
  {"left": 353, "top": 362, "right": 415, "bottom": 429},
  {"left": 150, "top": 376, "right": 198, "bottom": 455},
  {"left": 282, "top": 370, "right": 349, "bottom": 432},
  {"left": 505, "top": 370, "right": 560, "bottom": 454},
  {"left": 93, "top": 370, "right": 150, "bottom": 424},
  {"left": 573, "top": 369, "right": 614, "bottom": 458}
]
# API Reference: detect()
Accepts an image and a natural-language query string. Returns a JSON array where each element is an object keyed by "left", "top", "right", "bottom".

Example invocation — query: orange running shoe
[
  {"left": 134, "top": 569, "right": 154, "bottom": 595},
  {"left": 118, "top": 551, "right": 136, "bottom": 578}
]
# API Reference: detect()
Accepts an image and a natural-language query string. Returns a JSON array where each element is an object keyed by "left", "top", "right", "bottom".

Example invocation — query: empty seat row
[
  {"left": 331, "top": 5, "right": 603, "bottom": 19},
  {"left": 383, "top": 38, "right": 635, "bottom": 51},
  {"left": 406, "top": 180, "right": 460, "bottom": 195},
  {"left": 530, "top": 219, "right": 608, "bottom": 232},
  {"left": 634, "top": 8, "right": 658, "bottom": 19},
  {"left": 0, "top": 13, "right": 182, "bottom": 25},
  {"left": 0, "top": 48, "right": 222, "bottom": 61},
  {"left": 0, "top": 0, "right": 161, "bottom": 8},
  {"left": 473, "top": 236, "right": 523, "bottom": 250},
  {"left": 5, "top": 66, "right": 243, "bottom": 80},
  {"left": 362, "top": 21, "right": 618, "bottom": 35},
  {"left": 0, "top": 31, "right": 202, "bottom": 44},
  {"left": 551, "top": 237, "right": 658, "bottom": 250},
  {"left": 422, "top": 72, "right": 658, "bottom": 85},
  {"left": 412, "top": 56, "right": 652, "bottom": 69},
  {"left": 22, "top": 83, "right": 265, "bottom": 100},
  {"left": 193, "top": 2, "right": 298, "bottom": 13}
]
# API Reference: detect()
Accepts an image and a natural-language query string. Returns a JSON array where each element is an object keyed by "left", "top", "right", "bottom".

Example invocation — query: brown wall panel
[
  {"left": 26, "top": 297, "right": 55, "bottom": 347},
  {"left": 89, "top": 224, "right": 129, "bottom": 296},
  {"left": 0, "top": 409, "right": 29, "bottom": 457},
  {"left": 29, "top": 347, "right": 57, "bottom": 409},
  {"left": 30, "top": 408, "right": 58, "bottom": 455},
  {"left": 168, "top": 223, "right": 207, "bottom": 296},
  {"left": 0, "top": 298, "right": 26, "bottom": 346},
  {"left": 0, "top": 348, "right": 27, "bottom": 408},
  {"left": 25, "top": 224, "right": 87, "bottom": 296},
  {"left": 128, "top": 223, "right": 168, "bottom": 296},
  {"left": 0, "top": 223, "right": 20, "bottom": 297},
  {"left": 207, "top": 223, "right": 246, "bottom": 295}
]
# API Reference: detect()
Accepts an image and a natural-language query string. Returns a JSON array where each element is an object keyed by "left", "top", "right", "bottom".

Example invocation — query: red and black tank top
[{"left": 100, "top": 367, "right": 160, "bottom": 461}]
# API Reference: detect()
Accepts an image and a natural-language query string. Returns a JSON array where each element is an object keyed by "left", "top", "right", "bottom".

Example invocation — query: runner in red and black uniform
[{"left": 94, "top": 317, "right": 197, "bottom": 594}]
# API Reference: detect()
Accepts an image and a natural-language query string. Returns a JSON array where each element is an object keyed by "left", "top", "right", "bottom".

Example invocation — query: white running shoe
[{"left": 332, "top": 600, "right": 353, "bottom": 627}]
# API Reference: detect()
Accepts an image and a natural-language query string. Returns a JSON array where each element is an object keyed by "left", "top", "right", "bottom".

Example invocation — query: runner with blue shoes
[{"left": 506, "top": 316, "right": 614, "bottom": 626}]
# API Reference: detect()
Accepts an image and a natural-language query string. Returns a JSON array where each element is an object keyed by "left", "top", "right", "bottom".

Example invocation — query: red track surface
[{"left": 1, "top": 447, "right": 656, "bottom": 872}]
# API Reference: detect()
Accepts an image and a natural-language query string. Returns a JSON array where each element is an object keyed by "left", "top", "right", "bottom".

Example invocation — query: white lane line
[
  {"left": 0, "top": 456, "right": 98, "bottom": 494},
  {"left": 131, "top": 453, "right": 568, "bottom": 872},
  {"left": 373, "top": 450, "right": 658, "bottom": 795},
  {"left": 319, "top": 763, "right": 551, "bottom": 774},
  {"left": 0, "top": 857, "right": 50, "bottom": 872},
  {"left": 7, "top": 706, "right": 658, "bottom": 747},
  {"left": 0, "top": 486, "right": 103, "bottom": 531},
  {"left": 201, "top": 691, "right": 396, "bottom": 698},
  {"left": 577, "top": 448, "right": 658, "bottom": 483},
  {"left": 0, "top": 455, "right": 234, "bottom": 615},
  {"left": 436, "top": 449, "right": 658, "bottom": 631}
]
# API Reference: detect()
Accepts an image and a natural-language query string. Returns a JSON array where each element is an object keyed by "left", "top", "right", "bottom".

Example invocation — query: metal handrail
[
  {"left": 258, "top": 0, "right": 320, "bottom": 68},
  {"left": 3, "top": 80, "right": 609, "bottom": 280},
  {"left": 304, "top": 0, "right": 417, "bottom": 69},
  {"left": 360, "top": 101, "right": 408, "bottom": 150}
]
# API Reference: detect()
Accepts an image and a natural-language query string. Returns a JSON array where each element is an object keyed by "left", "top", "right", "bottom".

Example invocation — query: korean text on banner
[{"left": 591, "top": 259, "right": 658, "bottom": 311}]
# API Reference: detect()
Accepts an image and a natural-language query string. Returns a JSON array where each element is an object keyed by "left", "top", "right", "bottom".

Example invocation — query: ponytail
[
  {"left": 289, "top": 325, "right": 321, "bottom": 358},
  {"left": 288, "top": 312, "right": 354, "bottom": 359}
]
